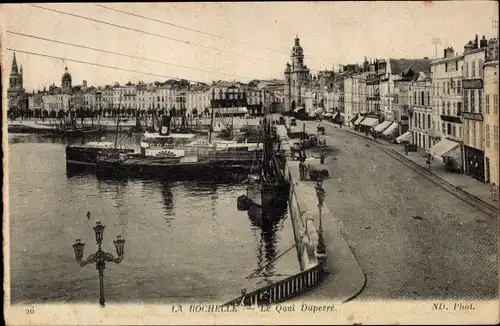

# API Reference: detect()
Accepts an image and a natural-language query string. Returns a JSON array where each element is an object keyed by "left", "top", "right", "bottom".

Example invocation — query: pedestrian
[{"left": 404, "top": 144, "right": 409, "bottom": 156}]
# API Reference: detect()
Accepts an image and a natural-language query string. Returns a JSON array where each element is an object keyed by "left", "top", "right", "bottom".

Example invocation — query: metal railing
[{"left": 223, "top": 263, "right": 325, "bottom": 307}]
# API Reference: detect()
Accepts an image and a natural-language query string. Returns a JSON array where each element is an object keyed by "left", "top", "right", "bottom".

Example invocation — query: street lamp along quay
[
  {"left": 314, "top": 175, "right": 329, "bottom": 274},
  {"left": 72, "top": 219, "right": 125, "bottom": 307}
]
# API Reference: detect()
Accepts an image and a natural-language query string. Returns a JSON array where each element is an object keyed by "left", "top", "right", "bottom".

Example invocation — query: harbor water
[{"left": 8, "top": 133, "right": 301, "bottom": 304}]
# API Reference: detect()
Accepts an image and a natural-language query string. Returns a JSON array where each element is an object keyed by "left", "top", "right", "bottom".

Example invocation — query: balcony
[
  {"left": 427, "top": 128, "right": 441, "bottom": 138},
  {"left": 440, "top": 115, "right": 462, "bottom": 124},
  {"left": 461, "top": 112, "right": 483, "bottom": 121}
]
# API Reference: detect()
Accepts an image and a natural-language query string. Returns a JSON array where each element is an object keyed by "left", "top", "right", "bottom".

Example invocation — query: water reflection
[
  {"left": 161, "top": 181, "right": 175, "bottom": 222},
  {"left": 248, "top": 212, "right": 287, "bottom": 286},
  {"left": 9, "top": 133, "right": 298, "bottom": 304}
]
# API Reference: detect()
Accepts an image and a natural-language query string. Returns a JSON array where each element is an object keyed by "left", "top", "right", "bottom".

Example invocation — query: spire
[{"left": 11, "top": 53, "right": 19, "bottom": 75}]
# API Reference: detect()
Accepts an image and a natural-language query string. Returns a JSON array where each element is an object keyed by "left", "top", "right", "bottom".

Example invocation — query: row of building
[
  {"left": 6, "top": 34, "right": 499, "bottom": 185},
  {"left": 6, "top": 55, "right": 286, "bottom": 118},
  {"left": 283, "top": 35, "right": 499, "bottom": 186}
]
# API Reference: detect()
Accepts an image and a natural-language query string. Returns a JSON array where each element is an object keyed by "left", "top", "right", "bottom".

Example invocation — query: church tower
[
  {"left": 61, "top": 66, "right": 72, "bottom": 92},
  {"left": 9, "top": 53, "right": 23, "bottom": 90},
  {"left": 284, "top": 35, "right": 310, "bottom": 113},
  {"left": 7, "top": 53, "right": 26, "bottom": 110}
]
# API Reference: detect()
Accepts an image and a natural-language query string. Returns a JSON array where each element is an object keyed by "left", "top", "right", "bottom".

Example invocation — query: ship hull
[
  {"left": 95, "top": 157, "right": 250, "bottom": 181},
  {"left": 245, "top": 180, "right": 289, "bottom": 219},
  {"left": 66, "top": 146, "right": 135, "bottom": 167}
]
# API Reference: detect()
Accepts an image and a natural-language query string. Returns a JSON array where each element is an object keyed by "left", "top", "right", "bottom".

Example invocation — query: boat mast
[
  {"left": 208, "top": 91, "right": 216, "bottom": 143},
  {"left": 114, "top": 90, "right": 123, "bottom": 149}
]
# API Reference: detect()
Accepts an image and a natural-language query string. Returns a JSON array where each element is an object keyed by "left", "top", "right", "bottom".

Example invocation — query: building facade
[
  {"left": 462, "top": 35, "right": 488, "bottom": 182},
  {"left": 430, "top": 48, "right": 464, "bottom": 146},
  {"left": 483, "top": 38, "right": 499, "bottom": 185},
  {"left": 409, "top": 72, "right": 433, "bottom": 149}
]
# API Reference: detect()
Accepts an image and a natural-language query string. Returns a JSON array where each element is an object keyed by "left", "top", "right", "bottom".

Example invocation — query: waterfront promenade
[
  {"left": 295, "top": 120, "right": 497, "bottom": 300},
  {"left": 7, "top": 117, "right": 265, "bottom": 135},
  {"left": 286, "top": 160, "right": 366, "bottom": 302}
]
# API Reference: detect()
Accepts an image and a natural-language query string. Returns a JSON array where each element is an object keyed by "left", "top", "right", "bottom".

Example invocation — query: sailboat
[
  {"left": 65, "top": 91, "right": 134, "bottom": 168},
  {"left": 237, "top": 106, "right": 290, "bottom": 218},
  {"left": 58, "top": 105, "right": 103, "bottom": 137}
]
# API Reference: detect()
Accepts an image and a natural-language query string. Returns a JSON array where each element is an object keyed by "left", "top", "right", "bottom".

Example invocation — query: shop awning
[
  {"left": 350, "top": 114, "right": 358, "bottom": 124},
  {"left": 353, "top": 116, "right": 365, "bottom": 125},
  {"left": 396, "top": 131, "right": 412, "bottom": 143},
  {"left": 443, "top": 146, "right": 462, "bottom": 167},
  {"left": 429, "top": 138, "right": 460, "bottom": 161},
  {"left": 294, "top": 107, "right": 305, "bottom": 113},
  {"left": 382, "top": 122, "right": 399, "bottom": 136},
  {"left": 311, "top": 108, "right": 324, "bottom": 116},
  {"left": 360, "top": 117, "right": 379, "bottom": 127},
  {"left": 373, "top": 120, "right": 392, "bottom": 133}
]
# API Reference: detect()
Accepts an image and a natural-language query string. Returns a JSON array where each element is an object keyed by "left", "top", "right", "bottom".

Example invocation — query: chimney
[
  {"left": 475, "top": 34, "right": 479, "bottom": 48},
  {"left": 444, "top": 47, "right": 455, "bottom": 58},
  {"left": 464, "top": 41, "right": 474, "bottom": 54},
  {"left": 480, "top": 35, "right": 488, "bottom": 49},
  {"left": 424, "top": 57, "right": 429, "bottom": 59}
]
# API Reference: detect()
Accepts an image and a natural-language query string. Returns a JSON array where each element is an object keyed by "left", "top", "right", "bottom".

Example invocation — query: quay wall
[
  {"left": 284, "top": 161, "right": 320, "bottom": 271},
  {"left": 223, "top": 160, "right": 326, "bottom": 307}
]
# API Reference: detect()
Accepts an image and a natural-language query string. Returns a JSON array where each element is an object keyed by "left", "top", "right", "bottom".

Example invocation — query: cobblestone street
[{"left": 302, "top": 121, "right": 498, "bottom": 300}]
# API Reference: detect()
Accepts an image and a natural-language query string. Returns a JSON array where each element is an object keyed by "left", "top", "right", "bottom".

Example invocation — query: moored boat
[{"left": 66, "top": 141, "right": 135, "bottom": 167}]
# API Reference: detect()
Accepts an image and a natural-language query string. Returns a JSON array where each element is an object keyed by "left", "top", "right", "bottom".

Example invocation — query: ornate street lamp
[
  {"left": 314, "top": 175, "right": 329, "bottom": 274},
  {"left": 72, "top": 218, "right": 125, "bottom": 307}
]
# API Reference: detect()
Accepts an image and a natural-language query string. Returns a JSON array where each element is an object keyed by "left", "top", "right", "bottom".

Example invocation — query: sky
[{"left": 1, "top": 1, "right": 498, "bottom": 92}]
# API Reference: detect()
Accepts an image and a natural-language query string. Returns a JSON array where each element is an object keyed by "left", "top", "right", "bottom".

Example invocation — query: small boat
[
  {"left": 65, "top": 92, "right": 134, "bottom": 168},
  {"left": 236, "top": 113, "right": 290, "bottom": 219},
  {"left": 66, "top": 141, "right": 134, "bottom": 167}
]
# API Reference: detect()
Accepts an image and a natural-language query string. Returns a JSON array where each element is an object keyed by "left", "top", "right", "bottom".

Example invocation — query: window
[
  {"left": 427, "top": 114, "right": 431, "bottom": 129},
  {"left": 494, "top": 94, "right": 499, "bottom": 114},
  {"left": 464, "top": 90, "right": 469, "bottom": 111},
  {"left": 426, "top": 92, "right": 430, "bottom": 106},
  {"left": 478, "top": 90, "right": 483, "bottom": 113},
  {"left": 457, "top": 102, "right": 462, "bottom": 115},
  {"left": 472, "top": 61, "right": 476, "bottom": 77},
  {"left": 465, "top": 62, "right": 469, "bottom": 78},
  {"left": 447, "top": 81, "right": 451, "bottom": 95},
  {"left": 455, "top": 61, "right": 459, "bottom": 71},
  {"left": 442, "top": 122, "right": 446, "bottom": 134},
  {"left": 457, "top": 80, "right": 461, "bottom": 94},
  {"left": 470, "top": 90, "right": 475, "bottom": 112},
  {"left": 421, "top": 91, "right": 424, "bottom": 106},
  {"left": 452, "top": 125, "right": 456, "bottom": 137},
  {"left": 471, "top": 122, "right": 476, "bottom": 147},
  {"left": 486, "top": 124, "right": 491, "bottom": 148},
  {"left": 479, "top": 59, "right": 483, "bottom": 78},
  {"left": 445, "top": 63, "right": 448, "bottom": 72},
  {"left": 480, "top": 124, "right": 485, "bottom": 148},
  {"left": 413, "top": 91, "right": 417, "bottom": 105}
]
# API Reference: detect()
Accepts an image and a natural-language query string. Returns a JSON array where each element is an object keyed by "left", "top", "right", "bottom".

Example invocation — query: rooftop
[{"left": 389, "top": 58, "right": 432, "bottom": 75}]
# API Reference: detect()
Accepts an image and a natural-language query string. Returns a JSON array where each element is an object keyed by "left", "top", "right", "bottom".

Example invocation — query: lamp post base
[{"left": 315, "top": 253, "right": 330, "bottom": 274}]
